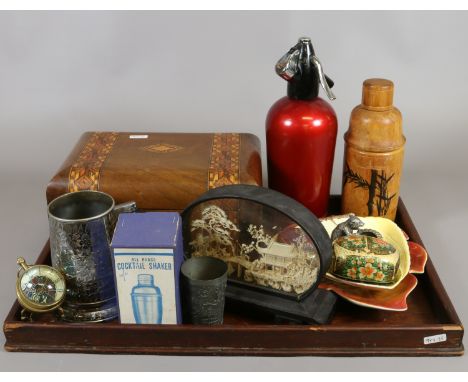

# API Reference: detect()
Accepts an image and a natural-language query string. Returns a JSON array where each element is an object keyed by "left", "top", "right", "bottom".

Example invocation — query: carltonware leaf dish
[
  {"left": 319, "top": 274, "right": 418, "bottom": 311},
  {"left": 319, "top": 214, "right": 428, "bottom": 311},
  {"left": 321, "top": 215, "right": 411, "bottom": 290}
]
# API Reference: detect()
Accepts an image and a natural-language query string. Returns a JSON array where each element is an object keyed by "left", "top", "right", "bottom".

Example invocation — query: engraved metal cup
[
  {"left": 48, "top": 190, "right": 136, "bottom": 322},
  {"left": 181, "top": 256, "right": 228, "bottom": 325}
]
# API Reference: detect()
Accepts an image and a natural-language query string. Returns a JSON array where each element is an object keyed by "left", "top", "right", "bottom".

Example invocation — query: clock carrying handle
[{"left": 16, "top": 257, "right": 30, "bottom": 278}]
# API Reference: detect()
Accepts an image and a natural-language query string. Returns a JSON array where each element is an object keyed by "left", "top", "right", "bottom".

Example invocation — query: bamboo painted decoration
[{"left": 341, "top": 79, "right": 405, "bottom": 221}]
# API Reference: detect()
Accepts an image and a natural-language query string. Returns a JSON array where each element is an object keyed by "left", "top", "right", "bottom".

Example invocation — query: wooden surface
[{"left": 3, "top": 197, "right": 464, "bottom": 356}]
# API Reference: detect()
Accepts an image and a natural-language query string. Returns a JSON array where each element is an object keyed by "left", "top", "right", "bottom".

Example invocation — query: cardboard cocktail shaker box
[{"left": 111, "top": 212, "right": 183, "bottom": 324}]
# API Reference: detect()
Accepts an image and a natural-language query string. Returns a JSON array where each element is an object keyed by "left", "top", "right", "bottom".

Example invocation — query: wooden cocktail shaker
[{"left": 341, "top": 79, "right": 405, "bottom": 221}]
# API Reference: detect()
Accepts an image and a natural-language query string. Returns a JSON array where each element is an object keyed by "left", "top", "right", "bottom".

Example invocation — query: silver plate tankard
[{"left": 48, "top": 190, "right": 136, "bottom": 322}]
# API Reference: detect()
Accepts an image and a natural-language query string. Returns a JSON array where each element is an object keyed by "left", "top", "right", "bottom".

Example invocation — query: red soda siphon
[{"left": 266, "top": 37, "right": 337, "bottom": 217}]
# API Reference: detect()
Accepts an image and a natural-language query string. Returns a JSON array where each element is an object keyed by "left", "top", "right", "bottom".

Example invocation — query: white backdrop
[{"left": 0, "top": 11, "right": 467, "bottom": 371}]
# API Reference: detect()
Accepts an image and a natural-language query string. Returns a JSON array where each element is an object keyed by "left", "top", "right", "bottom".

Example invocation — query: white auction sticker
[
  {"left": 424, "top": 333, "right": 447, "bottom": 345},
  {"left": 129, "top": 135, "right": 149, "bottom": 139}
]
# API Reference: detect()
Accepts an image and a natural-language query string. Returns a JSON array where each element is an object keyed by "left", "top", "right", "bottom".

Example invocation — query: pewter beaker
[
  {"left": 48, "top": 190, "right": 136, "bottom": 322},
  {"left": 181, "top": 256, "right": 228, "bottom": 324}
]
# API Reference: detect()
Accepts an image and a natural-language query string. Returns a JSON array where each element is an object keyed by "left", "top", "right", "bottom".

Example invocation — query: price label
[
  {"left": 129, "top": 135, "right": 149, "bottom": 139},
  {"left": 424, "top": 333, "right": 447, "bottom": 345}
]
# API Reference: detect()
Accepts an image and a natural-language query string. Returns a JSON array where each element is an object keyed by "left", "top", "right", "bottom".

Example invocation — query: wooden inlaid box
[
  {"left": 46, "top": 132, "right": 263, "bottom": 211},
  {"left": 3, "top": 197, "right": 464, "bottom": 356}
]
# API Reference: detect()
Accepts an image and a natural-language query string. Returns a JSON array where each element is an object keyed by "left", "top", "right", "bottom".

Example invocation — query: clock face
[{"left": 19, "top": 266, "right": 65, "bottom": 307}]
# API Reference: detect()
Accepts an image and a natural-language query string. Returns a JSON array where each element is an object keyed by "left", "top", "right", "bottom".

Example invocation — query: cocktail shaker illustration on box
[
  {"left": 131, "top": 274, "right": 163, "bottom": 324},
  {"left": 111, "top": 212, "right": 183, "bottom": 324}
]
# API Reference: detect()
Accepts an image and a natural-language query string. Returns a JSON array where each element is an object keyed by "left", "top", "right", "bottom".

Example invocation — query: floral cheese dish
[{"left": 332, "top": 235, "right": 400, "bottom": 284}]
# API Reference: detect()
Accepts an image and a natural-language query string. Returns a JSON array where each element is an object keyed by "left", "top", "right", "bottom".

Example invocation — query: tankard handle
[
  {"left": 114, "top": 201, "right": 137, "bottom": 214},
  {"left": 108, "top": 201, "right": 137, "bottom": 237}
]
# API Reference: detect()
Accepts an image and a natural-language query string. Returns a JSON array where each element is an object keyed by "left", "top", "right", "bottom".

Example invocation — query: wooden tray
[{"left": 3, "top": 197, "right": 464, "bottom": 356}]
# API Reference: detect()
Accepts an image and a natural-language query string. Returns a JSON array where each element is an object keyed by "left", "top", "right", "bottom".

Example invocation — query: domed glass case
[{"left": 182, "top": 185, "right": 336, "bottom": 324}]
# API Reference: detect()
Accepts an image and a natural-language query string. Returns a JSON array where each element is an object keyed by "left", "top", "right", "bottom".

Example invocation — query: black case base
[{"left": 225, "top": 284, "right": 337, "bottom": 324}]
